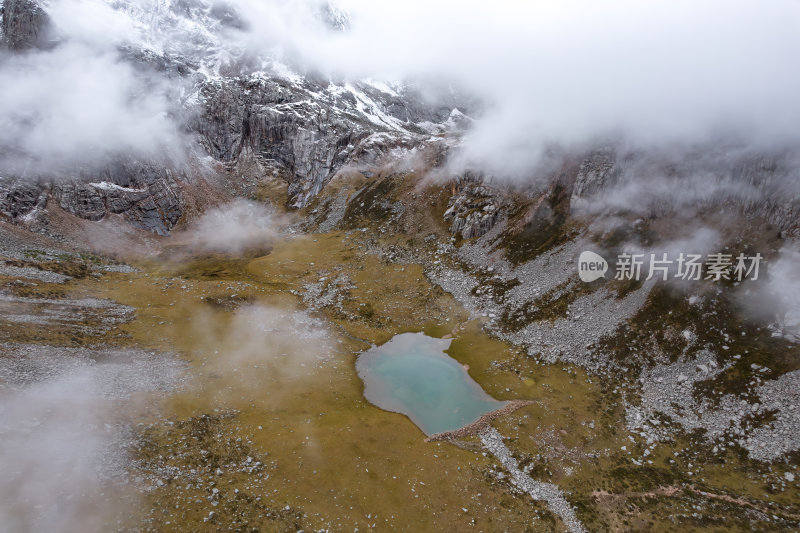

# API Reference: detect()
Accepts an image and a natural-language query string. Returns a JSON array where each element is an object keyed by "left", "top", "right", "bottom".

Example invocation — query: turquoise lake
[{"left": 356, "top": 332, "right": 507, "bottom": 435}]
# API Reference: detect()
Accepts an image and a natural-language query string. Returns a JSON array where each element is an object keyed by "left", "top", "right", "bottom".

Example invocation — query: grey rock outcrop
[
  {"left": 52, "top": 182, "right": 107, "bottom": 221},
  {"left": 191, "top": 76, "right": 457, "bottom": 207},
  {"left": 0, "top": 177, "right": 47, "bottom": 219},
  {"left": 2, "top": 161, "right": 186, "bottom": 235},
  {"left": 1, "top": 0, "right": 52, "bottom": 50},
  {"left": 444, "top": 173, "right": 504, "bottom": 239},
  {"left": 568, "top": 146, "right": 800, "bottom": 236},
  {"left": 192, "top": 77, "right": 367, "bottom": 207},
  {"left": 569, "top": 149, "right": 618, "bottom": 201}
]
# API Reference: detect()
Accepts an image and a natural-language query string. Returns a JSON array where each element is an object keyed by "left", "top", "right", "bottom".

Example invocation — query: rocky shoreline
[{"left": 425, "top": 399, "right": 535, "bottom": 442}]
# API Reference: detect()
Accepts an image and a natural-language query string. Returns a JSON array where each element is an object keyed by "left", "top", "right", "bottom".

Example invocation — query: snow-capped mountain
[{"left": 0, "top": 0, "right": 475, "bottom": 232}]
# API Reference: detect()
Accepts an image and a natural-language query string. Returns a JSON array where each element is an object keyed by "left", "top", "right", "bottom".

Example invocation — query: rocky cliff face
[
  {"left": 0, "top": 161, "right": 187, "bottom": 235},
  {"left": 444, "top": 172, "right": 506, "bottom": 239},
  {"left": 0, "top": 1, "right": 194, "bottom": 235},
  {"left": 442, "top": 146, "right": 800, "bottom": 245},
  {"left": 567, "top": 147, "right": 800, "bottom": 235},
  {"left": 0, "top": 177, "right": 46, "bottom": 219},
  {"left": 191, "top": 75, "right": 459, "bottom": 208},
  {"left": 0, "top": 0, "right": 51, "bottom": 50},
  {"left": 51, "top": 163, "right": 187, "bottom": 235}
]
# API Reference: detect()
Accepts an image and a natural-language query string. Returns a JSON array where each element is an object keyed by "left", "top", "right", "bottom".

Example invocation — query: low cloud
[
  {"left": 0, "top": 0, "right": 182, "bottom": 175},
  {"left": 184, "top": 199, "right": 281, "bottom": 254},
  {"left": 228, "top": 0, "right": 800, "bottom": 176},
  {"left": 186, "top": 303, "right": 336, "bottom": 407},
  {"left": 742, "top": 244, "right": 800, "bottom": 341},
  {"left": 766, "top": 245, "right": 800, "bottom": 341},
  {"left": 0, "top": 44, "right": 179, "bottom": 174},
  {"left": 572, "top": 145, "right": 800, "bottom": 220},
  {"left": 6, "top": 0, "right": 798, "bottom": 180},
  {"left": 0, "top": 346, "right": 186, "bottom": 532}
]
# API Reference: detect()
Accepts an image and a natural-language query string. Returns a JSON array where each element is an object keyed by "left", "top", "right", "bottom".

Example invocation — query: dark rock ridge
[
  {"left": 568, "top": 147, "right": 800, "bottom": 235},
  {"left": 1, "top": 161, "right": 187, "bottom": 235},
  {"left": 1, "top": 0, "right": 51, "bottom": 50},
  {"left": 0, "top": 177, "right": 46, "bottom": 219},
  {"left": 444, "top": 147, "right": 800, "bottom": 242}
]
